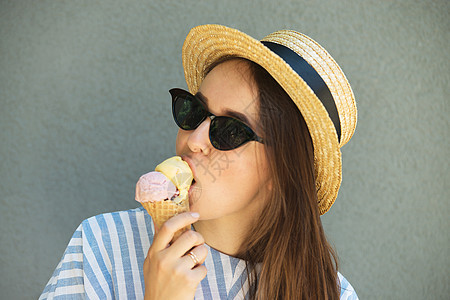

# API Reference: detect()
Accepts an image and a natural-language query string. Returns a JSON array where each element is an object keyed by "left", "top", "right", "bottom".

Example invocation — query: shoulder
[
  {"left": 338, "top": 272, "right": 359, "bottom": 300},
  {"left": 81, "top": 207, "right": 154, "bottom": 235},
  {"left": 81, "top": 206, "right": 151, "bottom": 227},
  {"left": 79, "top": 206, "right": 154, "bottom": 241}
]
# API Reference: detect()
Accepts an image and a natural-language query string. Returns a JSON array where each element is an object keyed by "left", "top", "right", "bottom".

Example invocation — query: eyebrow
[{"left": 195, "top": 91, "right": 253, "bottom": 127}]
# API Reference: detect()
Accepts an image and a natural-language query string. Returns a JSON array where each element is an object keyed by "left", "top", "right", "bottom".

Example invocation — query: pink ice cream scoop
[{"left": 135, "top": 171, "right": 178, "bottom": 203}]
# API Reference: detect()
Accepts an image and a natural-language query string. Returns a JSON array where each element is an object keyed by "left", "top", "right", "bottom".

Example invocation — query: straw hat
[{"left": 182, "top": 24, "right": 357, "bottom": 214}]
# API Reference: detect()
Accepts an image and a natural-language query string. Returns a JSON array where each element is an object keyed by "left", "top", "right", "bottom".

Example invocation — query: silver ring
[{"left": 187, "top": 251, "right": 199, "bottom": 266}]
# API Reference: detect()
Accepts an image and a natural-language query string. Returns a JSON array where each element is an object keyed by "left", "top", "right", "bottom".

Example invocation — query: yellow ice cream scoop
[{"left": 155, "top": 156, "right": 193, "bottom": 204}]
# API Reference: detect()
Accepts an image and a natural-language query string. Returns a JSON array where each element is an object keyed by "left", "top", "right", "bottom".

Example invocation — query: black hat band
[{"left": 262, "top": 41, "right": 341, "bottom": 141}]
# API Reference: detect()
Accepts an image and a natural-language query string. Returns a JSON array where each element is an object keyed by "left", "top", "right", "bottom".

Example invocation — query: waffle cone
[{"left": 142, "top": 198, "right": 190, "bottom": 240}]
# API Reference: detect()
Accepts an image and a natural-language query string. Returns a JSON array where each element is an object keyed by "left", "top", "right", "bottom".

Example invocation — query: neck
[{"left": 193, "top": 216, "right": 250, "bottom": 257}]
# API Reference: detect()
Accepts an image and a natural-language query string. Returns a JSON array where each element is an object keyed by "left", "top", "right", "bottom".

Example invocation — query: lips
[
  {"left": 179, "top": 156, "right": 193, "bottom": 188},
  {"left": 181, "top": 156, "right": 197, "bottom": 182}
]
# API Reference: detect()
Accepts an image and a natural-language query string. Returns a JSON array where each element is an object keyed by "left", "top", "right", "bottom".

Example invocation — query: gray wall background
[{"left": 1, "top": 1, "right": 448, "bottom": 299}]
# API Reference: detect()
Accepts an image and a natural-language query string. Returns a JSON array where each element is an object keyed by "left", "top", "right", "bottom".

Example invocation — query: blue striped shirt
[{"left": 40, "top": 207, "right": 358, "bottom": 299}]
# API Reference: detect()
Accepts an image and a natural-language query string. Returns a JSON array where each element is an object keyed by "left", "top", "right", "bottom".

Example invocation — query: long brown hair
[{"left": 205, "top": 57, "right": 340, "bottom": 299}]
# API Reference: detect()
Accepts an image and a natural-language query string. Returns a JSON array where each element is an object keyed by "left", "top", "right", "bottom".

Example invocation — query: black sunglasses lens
[
  {"left": 210, "top": 117, "right": 256, "bottom": 150},
  {"left": 173, "top": 93, "right": 206, "bottom": 130}
]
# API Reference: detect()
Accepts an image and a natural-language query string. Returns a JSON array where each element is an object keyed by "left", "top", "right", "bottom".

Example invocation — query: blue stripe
[
  {"left": 229, "top": 257, "right": 239, "bottom": 278},
  {"left": 112, "top": 212, "right": 137, "bottom": 299},
  {"left": 72, "top": 230, "right": 82, "bottom": 239},
  {"left": 128, "top": 209, "right": 146, "bottom": 293},
  {"left": 83, "top": 252, "right": 107, "bottom": 299},
  {"left": 94, "top": 214, "right": 118, "bottom": 297},
  {"left": 142, "top": 207, "right": 154, "bottom": 242},
  {"left": 211, "top": 249, "right": 228, "bottom": 299},
  {"left": 42, "top": 275, "right": 83, "bottom": 297},
  {"left": 55, "top": 276, "right": 84, "bottom": 287},
  {"left": 200, "top": 274, "right": 213, "bottom": 300},
  {"left": 228, "top": 262, "right": 249, "bottom": 300},
  {"left": 61, "top": 261, "right": 83, "bottom": 271},
  {"left": 41, "top": 282, "right": 51, "bottom": 295},
  {"left": 66, "top": 246, "right": 83, "bottom": 254},
  {"left": 82, "top": 220, "right": 110, "bottom": 299}
]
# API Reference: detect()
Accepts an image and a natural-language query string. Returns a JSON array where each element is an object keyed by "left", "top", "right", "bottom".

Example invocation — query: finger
[
  {"left": 168, "top": 230, "right": 205, "bottom": 258},
  {"left": 180, "top": 244, "right": 208, "bottom": 269},
  {"left": 190, "top": 264, "right": 208, "bottom": 284},
  {"left": 151, "top": 212, "right": 200, "bottom": 251},
  {"left": 171, "top": 264, "right": 207, "bottom": 292}
]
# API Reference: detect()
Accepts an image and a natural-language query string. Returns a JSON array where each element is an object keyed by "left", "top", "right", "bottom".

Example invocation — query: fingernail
[{"left": 190, "top": 212, "right": 200, "bottom": 218}]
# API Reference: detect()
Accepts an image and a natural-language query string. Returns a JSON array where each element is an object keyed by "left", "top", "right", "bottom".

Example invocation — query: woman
[{"left": 40, "top": 25, "right": 358, "bottom": 299}]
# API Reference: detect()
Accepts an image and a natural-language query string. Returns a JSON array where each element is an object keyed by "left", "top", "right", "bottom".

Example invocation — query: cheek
[
  {"left": 213, "top": 148, "right": 269, "bottom": 193},
  {"left": 214, "top": 153, "right": 270, "bottom": 207}
]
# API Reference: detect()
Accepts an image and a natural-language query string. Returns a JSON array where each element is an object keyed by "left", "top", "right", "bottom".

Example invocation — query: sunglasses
[{"left": 170, "top": 88, "right": 264, "bottom": 151}]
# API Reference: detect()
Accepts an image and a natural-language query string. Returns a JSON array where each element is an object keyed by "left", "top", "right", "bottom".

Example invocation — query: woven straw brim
[{"left": 182, "top": 25, "right": 356, "bottom": 214}]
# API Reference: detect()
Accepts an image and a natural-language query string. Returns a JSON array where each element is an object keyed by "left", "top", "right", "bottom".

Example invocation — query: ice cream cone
[
  {"left": 136, "top": 156, "right": 193, "bottom": 241},
  {"left": 142, "top": 199, "right": 190, "bottom": 240}
]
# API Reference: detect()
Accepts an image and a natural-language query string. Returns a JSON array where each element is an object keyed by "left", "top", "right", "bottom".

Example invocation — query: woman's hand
[{"left": 143, "top": 212, "right": 208, "bottom": 300}]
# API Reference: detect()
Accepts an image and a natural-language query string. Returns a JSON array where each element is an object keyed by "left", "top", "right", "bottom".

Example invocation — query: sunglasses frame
[{"left": 170, "top": 88, "right": 264, "bottom": 151}]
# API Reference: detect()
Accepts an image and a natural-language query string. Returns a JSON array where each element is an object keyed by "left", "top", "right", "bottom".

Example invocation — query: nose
[{"left": 187, "top": 117, "right": 213, "bottom": 155}]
